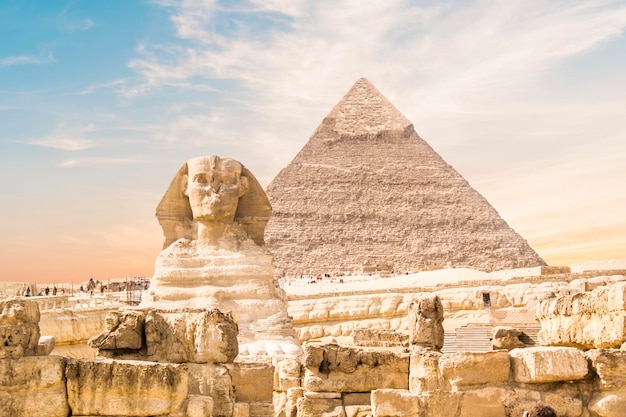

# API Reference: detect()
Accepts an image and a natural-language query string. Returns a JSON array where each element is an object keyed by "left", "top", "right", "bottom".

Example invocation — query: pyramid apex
[{"left": 325, "top": 78, "right": 412, "bottom": 136}]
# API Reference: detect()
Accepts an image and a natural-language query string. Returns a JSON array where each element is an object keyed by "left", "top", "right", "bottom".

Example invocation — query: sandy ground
[{"left": 284, "top": 259, "right": 626, "bottom": 297}]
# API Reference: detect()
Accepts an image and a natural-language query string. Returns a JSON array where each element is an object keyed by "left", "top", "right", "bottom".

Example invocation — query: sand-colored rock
[
  {"left": 65, "top": 358, "right": 188, "bottom": 416},
  {"left": 0, "top": 297, "right": 40, "bottom": 358},
  {"left": 456, "top": 387, "right": 510, "bottom": 417},
  {"left": 303, "top": 341, "right": 408, "bottom": 392},
  {"left": 588, "top": 390, "right": 626, "bottom": 417},
  {"left": 491, "top": 326, "right": 525, "bottom": 350},
  {"left": 371, "top": 389, "right": 420, "bottom": 417},
  {"left": 537, "top": 281, "right": 626, "bottom": 349},
  {"left": 439, "top": 351, "right": 511, "bottom": 388},
  {"left": 296, "top": 396, "right": 345, "bottom": 417},
  {"left": 266, "top": 78, "right": 545, "bottom": 277},
  {"left": 509, "top": 347, "right": 588, "bottom": 383},
  {"left": 90, "top": 308, "right": 239, "bottom": 364},
  {"left": 187, "top": 363, "right": 235, "bottom": 417},
  {"left": 0, "top": 356, "right": 69, "bottom": 417},
  {"left": 585, "top": 349, "right": 626, "bottom": 389},
  {"left": 228, "top": 361, "right": 274, "bottom": 402},
  {"left": 409, "top": 349, "right": 441, "bottom": 393},
  {"left": 408, "top": 295, "right": 444, "bottom": 350},
  {"left": 140, "top": 155, "right": 300, "bottom": 358}
]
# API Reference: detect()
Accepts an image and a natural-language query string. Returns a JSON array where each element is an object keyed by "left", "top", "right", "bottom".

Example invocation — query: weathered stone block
[
  {"left": 588, "top": 390, "right": 626, "bottom": 417},
  {"left": 89, "top": 309, "right": 144, "bottom": 350},
  {"left": 352, "top": 328, "right": 408, "bottom": 347},
  {"left": 491, "top": 326, "right": 525, "bottom": 350},
  {"left": 509, "top": 347, "right": 588, "bottom": 383},
  {"left": 65, "top": 358, "right": 187, "bottom": 417},
  {"left": 0, "top": 298, "right": 40, "bottom": 358},
  {"left": 303, "top": 342, "right": 408, "bottom": 392},
  {"left": 439, "top": 351, "right": 510, "bottom": 388},
  {"left": 227, "top": 361, "right": 274, "bottom": 402},
  {"left": 537, "top": 282, "right": 626, "bottom": 349},
  {"left": 419, "top": 391, "right": 461, "bottom": 417},
  {"left": 0, "top": 356, "right": 68, "bottom": 417},
  {"left": 586, "top": 349, "right": 626, "bottom": 389},
  {"left": 409, "top": 348, "right": 441, "bottom": 393},
  {"left": 145, "top": 308, "right": 239, "bottom": 363},
  {"left": 187, "top": 395, "right": 214, "bottom": 417},
  {"left": 371, "top": 389, "right": 419, "bottom": 417},
  {"left": 345, "top": 405, "right": 372, "bottom": 417},
  {"left": 408, "top": 296, "right": 444, "bottom": 350},
  {"left": 343, "top": 392, "right": 371, "bottom": 406},
  {"left": 187, "top": 363, "right": 234, "bottom": 417},
  {"left": 457, "top": 387, "right": 509, "bottom": 417},
  {"left": 274, "top": 356, "right": 301, "bottom": 391},
  {"left": 296, "top": 397, "right": 345, "bottom": 417},
  {"left": 37, "top": 335, "right": 55, "bottom": 355}
]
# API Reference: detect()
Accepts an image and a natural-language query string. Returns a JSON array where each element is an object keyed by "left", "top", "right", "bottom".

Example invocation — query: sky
[{"left": 1, "top": 0, "right": 625, "bottom": 284}]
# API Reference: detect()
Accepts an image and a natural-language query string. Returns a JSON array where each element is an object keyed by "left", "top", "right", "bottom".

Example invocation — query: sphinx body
[{"left": 139, "top": 156, "right": 300, "bottom": 358}]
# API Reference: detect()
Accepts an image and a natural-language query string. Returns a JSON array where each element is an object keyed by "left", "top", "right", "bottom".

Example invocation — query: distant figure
[
  {"left": 524, "top": 404, "right": 557, "bottom": 417},
  {"left": 53, "top": 286, "right": 57, "bottom": 295},
  {"left": 45, "top": 286, "right": 50, "bottom": 296}
]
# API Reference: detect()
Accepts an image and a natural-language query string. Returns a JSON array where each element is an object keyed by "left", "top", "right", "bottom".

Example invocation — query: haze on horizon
[{"left": 1, "top": 0, "right": 625, "bottom": 284}]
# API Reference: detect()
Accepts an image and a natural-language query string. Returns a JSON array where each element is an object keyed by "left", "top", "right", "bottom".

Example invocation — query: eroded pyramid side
[{"left": 265, "top": 78, "right": 546, "bottom": 276}]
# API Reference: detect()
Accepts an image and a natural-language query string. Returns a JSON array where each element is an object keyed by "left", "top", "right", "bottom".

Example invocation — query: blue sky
[{"left": 1, "top": 0, "right": 626, "bottom": 283}]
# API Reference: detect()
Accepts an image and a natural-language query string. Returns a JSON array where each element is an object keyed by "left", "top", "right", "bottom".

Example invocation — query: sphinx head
[
  {"left": 183, "top": 156, "right": 250, "bottom": 223},
  {"left": 156, "top": 156, "right": 271, "bottom": 248}
]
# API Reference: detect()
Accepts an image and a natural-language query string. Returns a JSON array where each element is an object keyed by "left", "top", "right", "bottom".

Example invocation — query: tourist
[
  {"left": 45, "top": 286, "right": 49, "bottom": 296},
  {"left": 53, "top": 286, "right": 57, "bottom": 295},
  {"left": 524, "top": 404, "right": 557, "bottom": 417}
]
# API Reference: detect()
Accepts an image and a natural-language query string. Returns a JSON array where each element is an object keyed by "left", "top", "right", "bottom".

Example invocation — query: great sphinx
[{"left": 91, "top": 156, "right": 300, "bottom": 360}]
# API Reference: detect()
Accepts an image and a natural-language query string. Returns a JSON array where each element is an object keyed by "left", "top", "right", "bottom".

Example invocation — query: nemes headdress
[{"left": 155, "top": 156, "right": 272, "bottom": 249}]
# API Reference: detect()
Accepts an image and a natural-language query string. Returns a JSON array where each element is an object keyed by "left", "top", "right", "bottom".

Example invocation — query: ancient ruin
[
  {"left": 138, "top": 155, "right": 300, "bottom": 358},
  {"left": 2, "top": 80, "right": 626, "bottom": 417},
  {"left": 265, "top": 78, "right": 545, "bottom": 276}
]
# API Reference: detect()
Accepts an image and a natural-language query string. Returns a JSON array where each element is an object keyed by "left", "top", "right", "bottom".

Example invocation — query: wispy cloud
[
  {"left": 20, "top": 123, "right": 98, "bottom": 151},
  {"left": 78, "top": 79, "right": 126, "bottom": 95},
  {"left": 0, "top": 51, "right": 55, "bottom": 67},
  {"left": 60, "top": 157, "right": 154, "bottom": 167}
]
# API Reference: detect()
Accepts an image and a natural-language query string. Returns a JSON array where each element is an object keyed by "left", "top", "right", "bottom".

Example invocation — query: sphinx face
[{"left": 185, "top": 156, "right": 248, "bottom": 223}]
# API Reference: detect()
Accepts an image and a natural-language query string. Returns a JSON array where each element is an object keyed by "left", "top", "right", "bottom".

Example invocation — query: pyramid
[{"left": 265, "top": 78, "right": 546, "bottom": 276}]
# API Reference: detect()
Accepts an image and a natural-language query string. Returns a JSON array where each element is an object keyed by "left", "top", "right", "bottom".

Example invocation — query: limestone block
[
  {"left": 89, "top": 309, "right": 144, "bottom": 350},
  {"left": 0, "top": 297, "right": 40, "bottom": 358},
  {"left": 352, "top": 328, "right": 408, "bottom": 347},
  {"left": 345, "top": 405, "right": 372, "bottom": 417},
  {"left": 0, "top": 356, "right": 69, "bottom": 417},
  {"left": 274, "top": 387, "right": 303, "bottom": 417},
  {"left": 227, "top": 361, "right": 274, "bottom": 402},
  {"left": 274, "top": 356, "right": 301, "bottom": 391},
  {"left": 457, "top": 387, "right": 509, "bottom": 417},
  {"left": 343, "top": 392, "right": 371, "bottom": 406},
  {"left": 491, "top": 326, "right": 525, "bottom": 350},
  {"left": 296, "top": 397, "right": 345, "bottom": 417},
  {"left": 144, "top": 308, "right": 239, "bottom": 363},
  {"left": 586, "top": 349, "right": 626, "bottom": 389},
  {"left": 187, "top": 395, "right": 214, "bottom": 417},
  {"left": 509, "top": 347, "right": 588, "bottom": 383},
  {"left": 187, "top": 363, "right": 235, "bottom": 417},
  {"left": 408, "top": 296, "right": 444, "bottom": 350},
  {"left": 234, "top": 402, "right": 250, "bottom": 417},
  {"left": 409, "top": 349, "right": 441, "bottom": 393},
  {"left": 588, "top": 390, "right": 626, "bottom": 417},
  {"left": 537, "top": 282, "right": 626, "bottom": 349},
  {"left": 439, "top": 351, "right": 511, "bottom": 388},
  {"left": 303, "top": 342, "right": 409, "bottom": 392},
  {"left": 419, "top": 391, "right": 461, "bottom": 417},
  {"left": 65, "top": 358, "right": 188, "bottom": 417},
  {"left": 249, "top": 402, "right": 274, "bottom": 417},
  {"left": 37, "top": 335, "right": 55, "bottom": 355},
  {"left": 371, "top": 389, "right": 419, "bottom": 417},
  {"left": 505, "top": 385, "right": 585, "bottom": 417}
]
